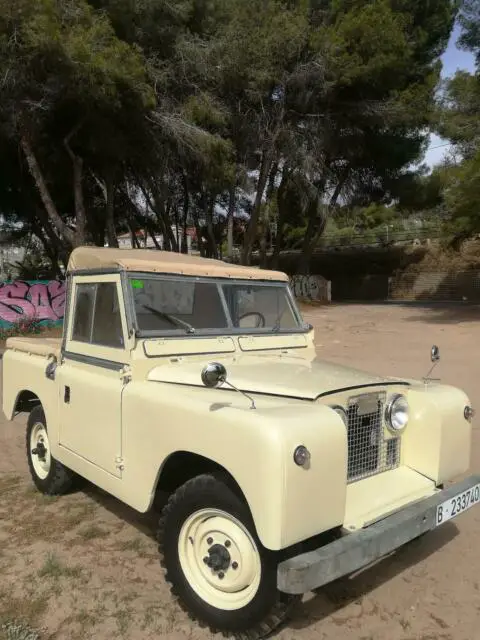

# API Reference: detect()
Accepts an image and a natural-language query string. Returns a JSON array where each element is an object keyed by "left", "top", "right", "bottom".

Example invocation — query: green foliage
[
  {"left": 437, "top": 71, "right": 480, "bottom": 160},
  {"left": 458, "top": 0, "right": 480, "bottom": 61},
  {"left": 0, "top": 0, "right": 462, "bottom": 265},
  {"left": 444, "top": 150, "right": 480, "bottom": 237}
]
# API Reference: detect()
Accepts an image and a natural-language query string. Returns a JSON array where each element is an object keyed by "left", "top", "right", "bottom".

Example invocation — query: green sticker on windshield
[{"left": 131, "top": 279, "right": 144, "bottom": 289}]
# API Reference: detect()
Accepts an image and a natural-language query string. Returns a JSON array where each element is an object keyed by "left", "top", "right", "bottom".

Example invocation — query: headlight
[
  {"left": 385, "top": 394, "right": 409, "bottom": 432},
  {"left": 331, "top": 405, "right": 348, "bottom": 427}
]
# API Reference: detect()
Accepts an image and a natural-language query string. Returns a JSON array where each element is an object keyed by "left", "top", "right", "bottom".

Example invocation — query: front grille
[{"left": 346, "top": 392, "right": 400, "bottom": 483}]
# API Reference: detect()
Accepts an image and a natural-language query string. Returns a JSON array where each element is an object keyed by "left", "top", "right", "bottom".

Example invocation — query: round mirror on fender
[
  {"left": 201, "top": 362, "right": 227, "bottom": 388},
  {"left": 431, "top": 345, "right": 440, "bottom": 362}
]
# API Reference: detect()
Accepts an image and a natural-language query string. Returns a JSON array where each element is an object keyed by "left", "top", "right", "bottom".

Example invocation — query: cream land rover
[{"left": 2, "top": 247, "right": 479, "bottom": 639}]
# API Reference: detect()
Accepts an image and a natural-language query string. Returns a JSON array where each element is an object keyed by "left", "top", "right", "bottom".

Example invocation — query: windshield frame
[{"left": 125, "top": 272, "right": 306, "bottom": 338}]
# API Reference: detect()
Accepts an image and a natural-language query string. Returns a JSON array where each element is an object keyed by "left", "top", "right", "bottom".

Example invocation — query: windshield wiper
[{"left": 141, "top": 304, "right": 195, "bottom": 334}]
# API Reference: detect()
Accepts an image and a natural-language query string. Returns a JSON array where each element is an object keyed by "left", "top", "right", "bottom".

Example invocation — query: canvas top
[{"left": 67, "top": 247, "right": 289, "bottom": 282}]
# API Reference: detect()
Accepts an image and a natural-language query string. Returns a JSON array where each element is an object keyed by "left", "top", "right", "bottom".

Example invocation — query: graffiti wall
[
  {"left": 289, "top": 275, "right": 331, "bottom": 302},
  {"left": 0, "top": 281, "right": 66, "bottom": 327}
]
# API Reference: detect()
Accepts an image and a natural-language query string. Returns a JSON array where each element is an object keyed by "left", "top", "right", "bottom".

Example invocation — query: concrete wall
[
  {"left": 0, "top": 281, "right": 66, "bottom": 327},
  {"left": 289, "top": 270, "right": 480, "bottom": 303},
  {"left": 388, "top": 271, "right": 480, "bottom": 302}
]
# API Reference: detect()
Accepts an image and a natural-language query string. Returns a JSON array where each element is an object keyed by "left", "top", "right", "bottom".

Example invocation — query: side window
[
  {"left": 71, "top": 282, "right": 124, "bottom": 349},
  {"left": 92, "top": 283, "right": 124, "bottom": 348},
  {"left": 72, "top": 284, "right": 95, "bottom": 342}
]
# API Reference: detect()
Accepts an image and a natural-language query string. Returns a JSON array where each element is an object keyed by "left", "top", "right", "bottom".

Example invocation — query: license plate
[{"left": 436, "top": 484, "right": 480, "bottom": 526}]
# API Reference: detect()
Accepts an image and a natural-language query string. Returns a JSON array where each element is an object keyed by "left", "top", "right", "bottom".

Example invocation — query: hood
[{"left": 146, "top": 354, "right": 407, "bottom": 401}]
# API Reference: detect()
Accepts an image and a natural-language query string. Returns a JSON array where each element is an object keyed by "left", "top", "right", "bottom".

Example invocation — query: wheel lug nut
[
  {"left": 207, "top": 537, "right": 213, "bottom": 545},
  {"left": 225, "top": 540, "right": 231, "bottom": 548},
  {"left": 232, "top": 562, "right": 238, "bottom": 570},
  {"left": 218, "top": 572, "right": 224, "bottom": 580}
]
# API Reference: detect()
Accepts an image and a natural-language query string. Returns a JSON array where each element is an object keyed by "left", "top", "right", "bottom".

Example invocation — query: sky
[{"left": 424, "top": 22, "right": 477, "bottom": 169}]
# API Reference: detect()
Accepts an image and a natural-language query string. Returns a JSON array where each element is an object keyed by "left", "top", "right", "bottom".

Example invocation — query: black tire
[
  {"left": 157, "top": 473, "right": 299, "bottom": 639},
  {"left": 26, "top": 405, "right": 76, "bottom": 495}
]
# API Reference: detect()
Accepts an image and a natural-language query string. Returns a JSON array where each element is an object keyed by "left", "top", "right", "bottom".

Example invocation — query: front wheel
[{"left": 157, "top": 474, "right": 299, "bottom": 639}]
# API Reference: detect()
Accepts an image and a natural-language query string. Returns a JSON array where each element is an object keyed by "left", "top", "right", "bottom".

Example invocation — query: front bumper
[{"left": 277, "top": 474, "right": 480, "bottom": 595}]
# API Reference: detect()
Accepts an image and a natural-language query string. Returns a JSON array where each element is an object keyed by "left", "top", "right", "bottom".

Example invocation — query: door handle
[{"left": 64, "top": 386, "right": 70, "bottom": 404}]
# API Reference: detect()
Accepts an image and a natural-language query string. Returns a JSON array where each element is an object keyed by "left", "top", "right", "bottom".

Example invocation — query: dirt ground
[{"left": 1, "top": 303, "right": 479, "bottom": 640}]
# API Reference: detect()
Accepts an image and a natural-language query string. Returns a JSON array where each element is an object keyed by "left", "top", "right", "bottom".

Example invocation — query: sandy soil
[{"left": 1, "top": 303, "right": 479, "bottom": 640}]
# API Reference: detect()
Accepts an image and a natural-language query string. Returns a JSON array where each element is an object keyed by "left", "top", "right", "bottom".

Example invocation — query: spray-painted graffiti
[
  {"left": 289, "top": 274, "right": 331, "bottom": 301},
  {"left": 0, "top": 281, "right": 66, "bottom": 327}
]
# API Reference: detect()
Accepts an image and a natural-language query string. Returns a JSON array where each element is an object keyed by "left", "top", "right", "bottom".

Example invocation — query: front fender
[
  {"left": 120, "top": 382, "right": 348, "bottom": 550},
  {"left": 404, "top": 383, "right": 473, "bottom": 484}
]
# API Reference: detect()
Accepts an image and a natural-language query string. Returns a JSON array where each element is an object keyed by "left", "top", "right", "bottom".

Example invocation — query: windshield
[{"left": 128, "top": 275, "right": 303, "bottom": 335}]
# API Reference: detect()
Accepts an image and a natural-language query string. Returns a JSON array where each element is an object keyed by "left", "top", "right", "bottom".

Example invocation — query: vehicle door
[{"left": 57, "top": 275, "right": 130, "bottom": 478}]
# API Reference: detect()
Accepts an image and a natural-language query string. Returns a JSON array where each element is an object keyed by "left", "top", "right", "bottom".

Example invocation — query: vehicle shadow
[
  {"left": 404, "top": 303, "right": 480, "bottom": 325},
  {"left": 81, "top": 481, "right": 161, "bottom": 540},
  {"left": 282, "top": 522, "right": 458, "bottom": 635}
]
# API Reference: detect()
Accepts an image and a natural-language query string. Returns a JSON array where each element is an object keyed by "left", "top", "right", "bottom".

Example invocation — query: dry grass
[{"left": 0, "top": 472, "right": 187, "bottom": 640}]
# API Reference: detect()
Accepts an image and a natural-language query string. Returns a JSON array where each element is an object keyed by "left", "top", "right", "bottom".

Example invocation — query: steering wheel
[{"left": 238, "top": 311, "right": 266, "bottom": 328}]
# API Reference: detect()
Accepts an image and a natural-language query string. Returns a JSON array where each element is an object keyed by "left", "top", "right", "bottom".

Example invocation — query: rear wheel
[
  {"left": 157, "top": 474, "right": 299, "bottom": 639},
  {"left": 26, "top": 406, "right": 76, "bottom": 495}
]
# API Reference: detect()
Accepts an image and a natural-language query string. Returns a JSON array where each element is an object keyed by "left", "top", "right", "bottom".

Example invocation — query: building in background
[{"left": 114, "top": 226, "right": 195, "bottom": 253}]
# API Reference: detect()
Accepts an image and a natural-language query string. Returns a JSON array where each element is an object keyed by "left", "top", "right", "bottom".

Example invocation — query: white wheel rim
[
  {"left": 30, "top": 423, "right": 51, "bottom": 480},
  {"left": 178, "top": 508, "right": 262, "bottom": 611}
]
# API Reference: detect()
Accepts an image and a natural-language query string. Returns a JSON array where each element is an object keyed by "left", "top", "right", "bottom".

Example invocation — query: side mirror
[
  {"left": 201, "top": 362, "right": 227, "bottom": 388},
  {"left": 45, "top": 355, "right": 58, "bottom": 381},
  {"left": 201, "top": 361, "right": 257, "bottom": 410},
  {"left": 431, "top": 345, "right": 440, "bottom": 362}
]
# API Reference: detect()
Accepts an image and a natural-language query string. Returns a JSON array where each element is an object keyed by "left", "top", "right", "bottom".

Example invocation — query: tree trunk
[
  {"left": 64, "top": 133, "right": 87, "bottom": 246},
  {"left": 297, "top": 196, "right": 327, "bottom": 275},
  {"left": 20, "top": 136, "right": 75, "bottom": 248},
  {"left": 266, "top": 161, "right": 279, "bottom": 200},
  {"left": 227, "top": 184, "right": 236, "bottom": 260},
  {"left": 242, "top": 149, "right": 274, "bottom": 265},
  {"left": 32, "top": 203, "right": 69, "bottom": 270},
  {"left": 145, "top": 177, "right": 178, "bottom": 252},
  {"left": 181, "top": 172, "right": 189, "bottom": 254},
  {"left": 105, "top": 172, "right": 118, "bottom": 248},
  {"left": 174, "top": 206, "right": 180, "bottom": 253},
  {"left": 271, "top": 167, "right": 290, "bottom": 269},
  {"left": 147, "top": 222, "right": 163, "bottom": 250},
  {"left": 259, "top": 220, "right": 268, "bottom": 268},
  {"left": 138, "top": 182, "right": 170, "bottom": 250},
  {"left": 204, "top": 193, "right": 218, "bottom": 259},
  {"left": 192, "top": 208, "right": 204, "bottom": 257},
  {"left": 258, "top": 161, "right": 279, "bottom": 268},
  {"left": 129, "top": 221, "right": 140, "bottom": 248},
  {"left": 72, "top": 156, "right": 87, "bottom": 245},
  {"left": 31, "top": 218, "right": 62, "bottom": 279},
  {"left": 297, "top": 173, "right": 348, "bottom": 275}
]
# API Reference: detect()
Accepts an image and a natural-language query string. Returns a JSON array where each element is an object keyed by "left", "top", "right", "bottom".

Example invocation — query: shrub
[{"left": 0, "top": 316, "right": 57, "bottom": 342}]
